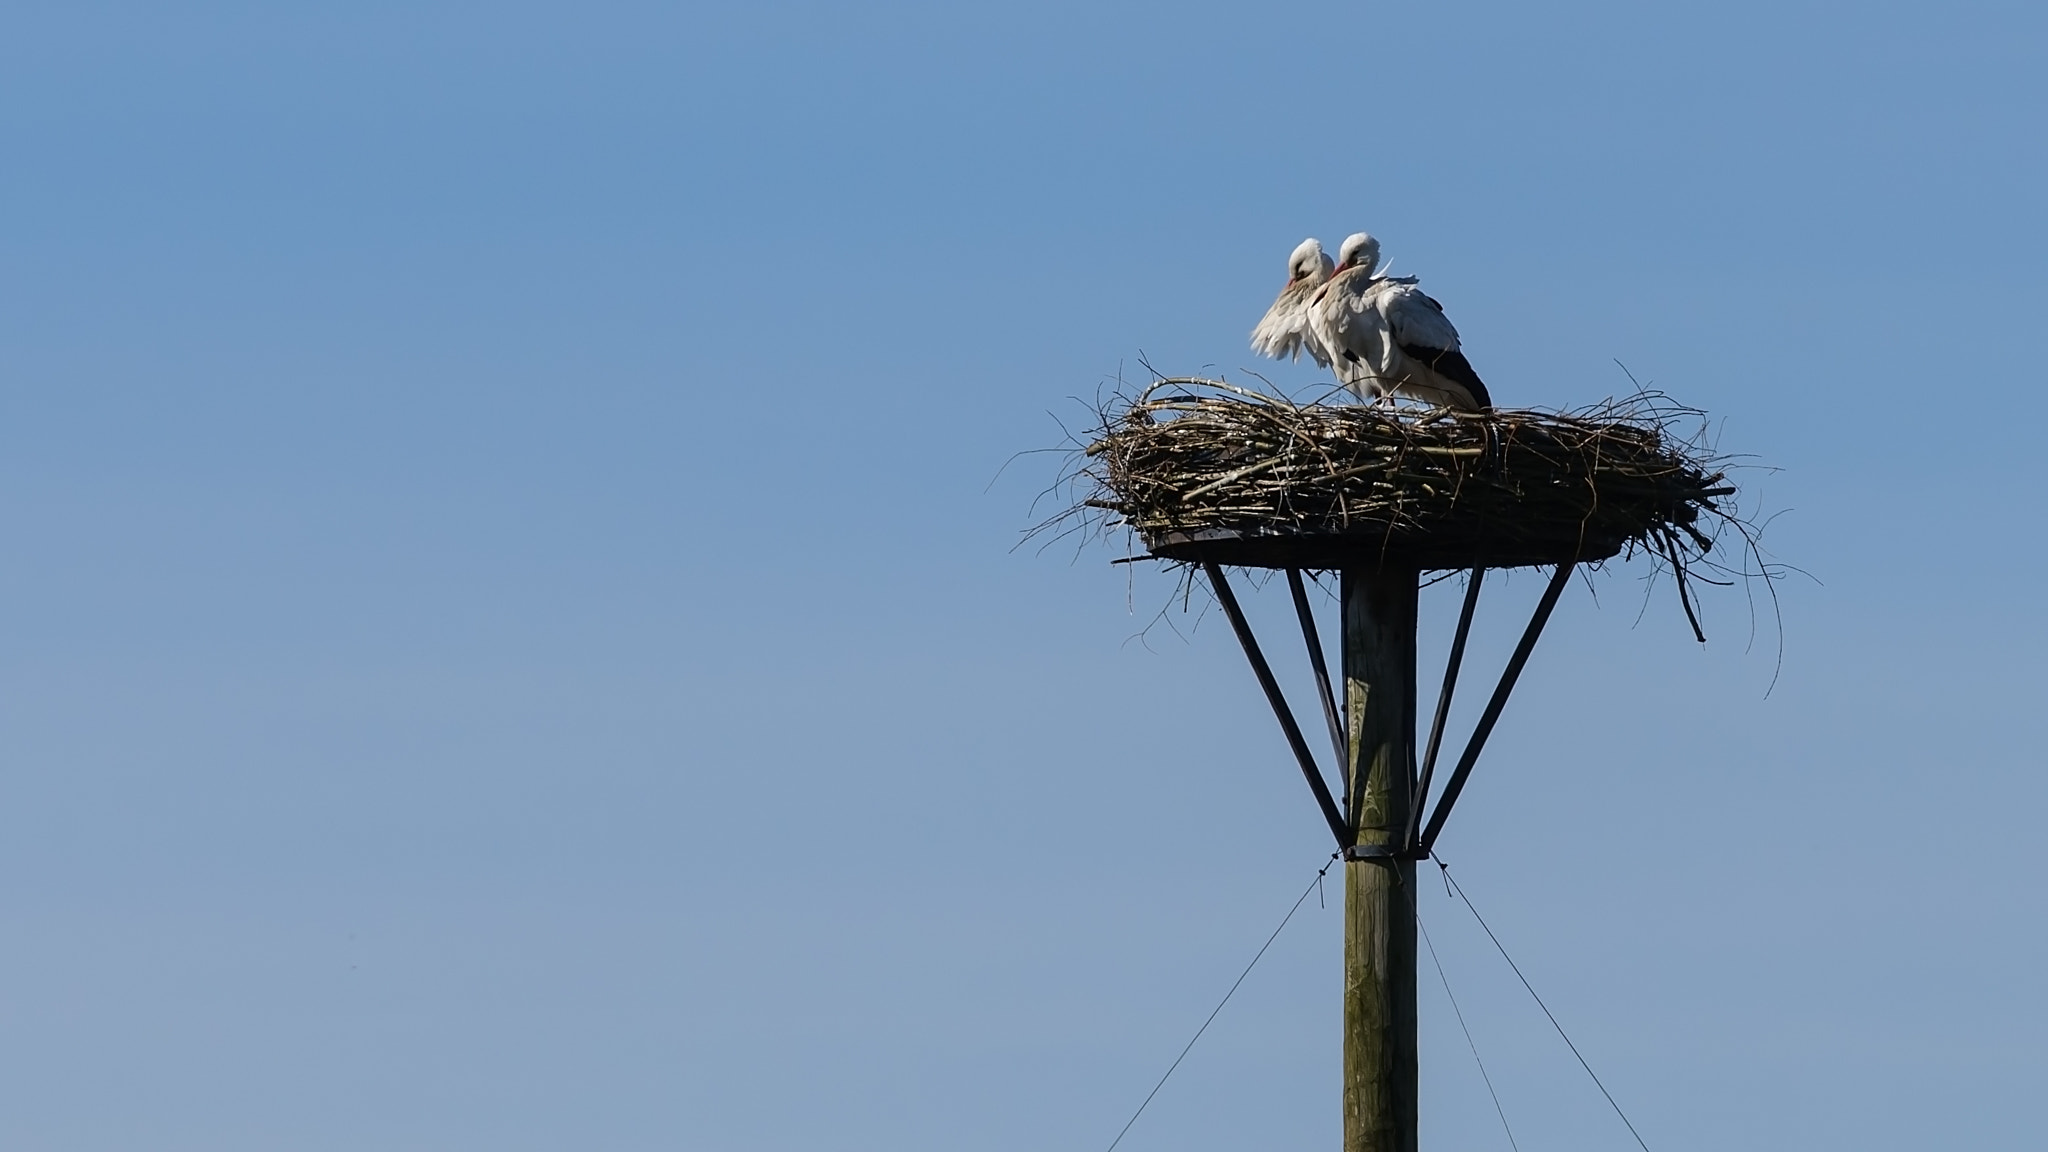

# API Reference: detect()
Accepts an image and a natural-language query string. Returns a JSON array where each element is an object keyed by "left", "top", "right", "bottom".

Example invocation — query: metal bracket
[{"left": 1343, "top": 843, "right": 1424, "bottom": 862}]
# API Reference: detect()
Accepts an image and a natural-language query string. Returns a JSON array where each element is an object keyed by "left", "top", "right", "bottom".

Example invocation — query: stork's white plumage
[
  {"left": 1308, "top": 232, "right": 1492, "bottom": 411},
  {"left": 1250, "top": 238, "right": 1336, "bottom": 367}
]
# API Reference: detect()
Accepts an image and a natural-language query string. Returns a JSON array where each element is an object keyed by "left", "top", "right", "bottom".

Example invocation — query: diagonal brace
[
  {"left": 1417, "top": 561, "right": 1576, "bottom": 853},
  {"left": 1285, "top": 568, "right": 1350, "bottom": 803},
  {"left": 1203, "top": 562, "right": 1350, "bottom": 849},
  {"left": 1406, "top": 568, "right": 1485, "bottom": 850}
]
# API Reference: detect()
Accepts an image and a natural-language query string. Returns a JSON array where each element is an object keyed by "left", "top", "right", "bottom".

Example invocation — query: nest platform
[{"left": 1082, "top": 380, "right": 1732, "bottom": 572}]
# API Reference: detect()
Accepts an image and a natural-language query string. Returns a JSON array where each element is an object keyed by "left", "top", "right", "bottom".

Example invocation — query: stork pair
[{"left": 1251, "top": 233, "right": 1492, "bottom": 411}]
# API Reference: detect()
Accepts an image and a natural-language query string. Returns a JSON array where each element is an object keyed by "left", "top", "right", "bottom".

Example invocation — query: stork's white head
[
  {"left": 1285, "top": 237, "right": 1332, "bottom": 286},
  {"left": 1251, "top": 238, "right": 1336, "bottom": 362},
  {"left": 1336, "top": 232, "right": 1382, "bottom": 276}
]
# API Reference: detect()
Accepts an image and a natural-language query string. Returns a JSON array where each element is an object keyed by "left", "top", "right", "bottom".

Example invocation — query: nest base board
[{"left": 1140, "top": 526, "right": 1626, "bottom": 572}]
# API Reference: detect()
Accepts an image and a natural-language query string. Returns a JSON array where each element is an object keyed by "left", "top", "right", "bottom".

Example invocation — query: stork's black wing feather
[{"left": 1398, "top": 343, "right": 1493, "bottom": 409}]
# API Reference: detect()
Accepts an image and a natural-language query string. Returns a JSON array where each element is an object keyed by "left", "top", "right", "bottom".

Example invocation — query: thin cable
[
  {"left": 1436, "top": 858, "right": 1654, "bottom": 1152},
  {"left": 1396, "top": 864, "right": 1519, "bottom": 1150},
  {"left": 1415, "top": 908, "right": 1521, "bottom": 1152},
  {"left": 1102, "top": 853, "right": 1339, "bottom": 1152}
]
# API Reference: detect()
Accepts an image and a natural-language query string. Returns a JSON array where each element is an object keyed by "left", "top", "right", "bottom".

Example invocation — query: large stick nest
[{"left": 1040, "top": 381, "right": 1765, "bottom": 641}]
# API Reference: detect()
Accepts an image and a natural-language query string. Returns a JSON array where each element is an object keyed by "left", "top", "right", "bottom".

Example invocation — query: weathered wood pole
[{"left": 1341, "top": 565, "right": 1419, "bottom": 1152}]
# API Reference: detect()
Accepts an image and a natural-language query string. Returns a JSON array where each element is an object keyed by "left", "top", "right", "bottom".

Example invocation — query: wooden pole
[{"left": 1342, "top": 565, "right": 1419, "bottom": 1152}]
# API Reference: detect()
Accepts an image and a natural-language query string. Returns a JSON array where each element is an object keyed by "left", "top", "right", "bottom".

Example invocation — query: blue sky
[{"left": 0, "top": 1, "right": 2043, "bottom": 1148}]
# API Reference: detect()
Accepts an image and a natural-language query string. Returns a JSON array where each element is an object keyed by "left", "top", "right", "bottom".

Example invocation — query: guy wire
[
  {"left": 1101, "top": 852, "right": 1340, "bottom": 1152},
  {"left": 1435, "top": 856, "right": 1654, "bottom": 1152},
  {"left": 1414, "top": 901, "right": 1522, "bottom": 1152}
]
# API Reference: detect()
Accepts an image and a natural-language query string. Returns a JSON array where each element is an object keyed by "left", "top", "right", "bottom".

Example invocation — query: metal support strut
[
  {"left": 1406, "top": 568, "right": 1484, "bottom": 850},
  {"left": 1203, "top": 562, "right": 1350, "bottom": 849},
  {"left": 1416, "top": 561, "right": 1577, "bottom": 852},
  {"left": 1286, "top": 568, "right": 1350, "bottom": 804},
  {"left": 1206, "top": 558, "right": 1578, "bottom": 859}
]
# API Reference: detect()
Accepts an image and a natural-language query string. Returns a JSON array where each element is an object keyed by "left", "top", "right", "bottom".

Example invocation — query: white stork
[
  {"left": 1250, "top": 238, "right": 1335, "bottom": 367},
  {"left": 1308, "top": 232, "right": 1492, "bottom": 410}
]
